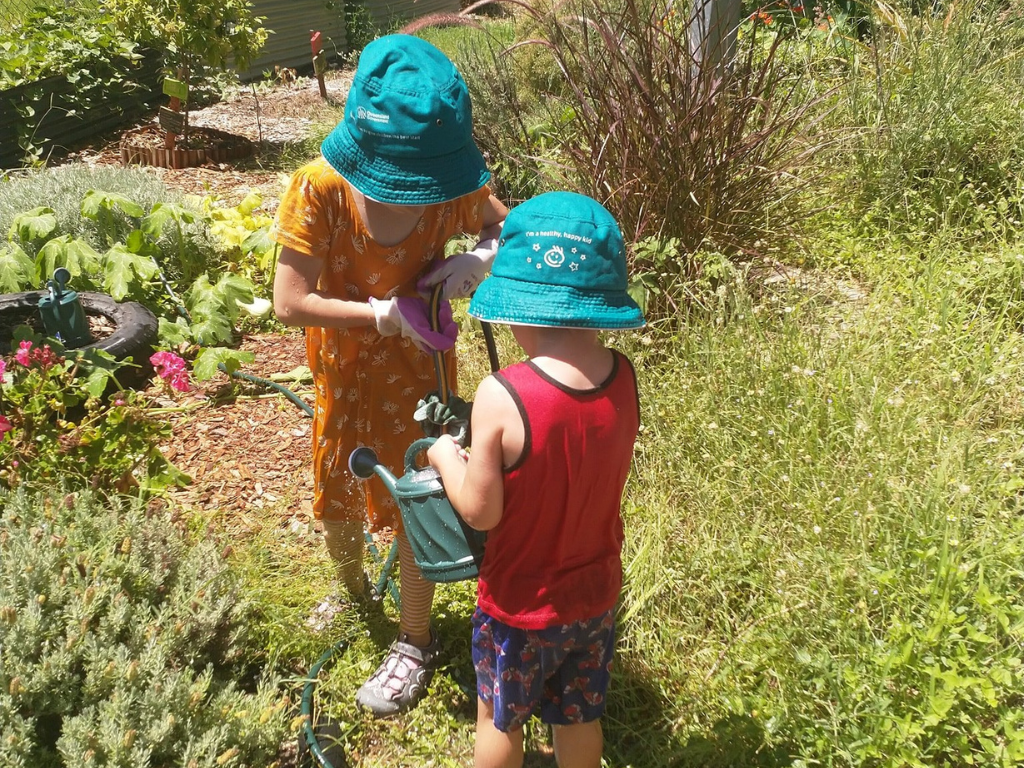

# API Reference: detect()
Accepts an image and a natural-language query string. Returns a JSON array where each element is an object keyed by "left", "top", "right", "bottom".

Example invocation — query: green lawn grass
[{"left": 232, "top": 232, "right": 1024, "bottom": 766}]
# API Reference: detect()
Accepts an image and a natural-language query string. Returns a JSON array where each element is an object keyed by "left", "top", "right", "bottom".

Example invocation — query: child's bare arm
[
  {"left": 273, "top": 246, "right": 376, "bottom": 328},
  {"left": 480, "top": 194, "right": 508, "bottom": 241},
  {"left": 427, "top": 376, "right": 511, "bottom": 530}
]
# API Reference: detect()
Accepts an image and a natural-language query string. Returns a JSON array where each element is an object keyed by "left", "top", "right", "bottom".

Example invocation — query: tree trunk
[{"left": 687, "top": 0, "right": 742, "bottom": 78}]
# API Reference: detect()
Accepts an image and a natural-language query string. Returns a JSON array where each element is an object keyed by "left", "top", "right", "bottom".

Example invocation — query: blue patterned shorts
[{"left": 471, "top": 607, "right": 616, "bottom": 733}]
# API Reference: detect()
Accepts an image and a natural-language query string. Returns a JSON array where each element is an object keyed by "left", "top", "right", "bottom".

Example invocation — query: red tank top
[{"left": 476, "top": 351, "right": 640, "bottom": 629}]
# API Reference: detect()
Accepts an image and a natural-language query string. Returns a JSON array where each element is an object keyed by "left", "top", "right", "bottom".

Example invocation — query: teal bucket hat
[
  {"left": 469, "top": 192, "right": 646, "bottom": 330},
  {"left": 321, "top": 34, "right": 490, "bottom": 205}
]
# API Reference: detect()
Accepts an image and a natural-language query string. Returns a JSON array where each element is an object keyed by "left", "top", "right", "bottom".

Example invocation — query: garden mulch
[
  {"left": 62, "top": 70, "right": 353, "bottom": 209},
  {"left": 149, "top": 329, "right": 318, "bottom": 532}
]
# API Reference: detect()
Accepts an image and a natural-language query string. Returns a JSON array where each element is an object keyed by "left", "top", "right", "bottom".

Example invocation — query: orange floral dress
[{"left": 271, "top": 157, "right": 489, "bottom": 530}]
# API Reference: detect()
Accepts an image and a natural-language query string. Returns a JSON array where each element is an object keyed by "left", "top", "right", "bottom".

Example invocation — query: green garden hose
[{"left": 300, "top": 639, "right": 350, "bottom": 768}]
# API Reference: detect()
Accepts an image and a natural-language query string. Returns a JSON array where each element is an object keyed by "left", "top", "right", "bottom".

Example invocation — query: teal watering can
[
  {"left": 348, "top": 437, "right": 486, "bottom": 583},
  {"left": 38, "top": 268, "right": 91, "bottom": 348}
]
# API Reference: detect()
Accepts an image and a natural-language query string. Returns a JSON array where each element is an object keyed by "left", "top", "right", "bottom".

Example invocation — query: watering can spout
[
  {"left": 348, "top": 447, "right": 399, "bottom": 495},
  {"left": 347, "top": 439, "right": 486, "bottom": 583}
]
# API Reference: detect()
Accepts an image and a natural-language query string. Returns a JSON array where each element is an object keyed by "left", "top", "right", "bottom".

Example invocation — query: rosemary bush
[{"left": 0, "top": 489, "right": 289, "bottom": 768}]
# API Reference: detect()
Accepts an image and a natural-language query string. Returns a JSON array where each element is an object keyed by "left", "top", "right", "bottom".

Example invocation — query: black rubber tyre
[{"left": 0, "top": 291, "right": 159, "bottom": 389}]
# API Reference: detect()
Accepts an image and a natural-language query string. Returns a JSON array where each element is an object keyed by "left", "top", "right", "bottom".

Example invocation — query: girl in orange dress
[{"left": 271, "top": 35, "right": 507, "bottom": 716}]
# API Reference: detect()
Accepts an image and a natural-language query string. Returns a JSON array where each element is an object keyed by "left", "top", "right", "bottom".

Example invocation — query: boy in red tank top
[{"left": 428, "top": 192, "right": 645, "bottom": 768}]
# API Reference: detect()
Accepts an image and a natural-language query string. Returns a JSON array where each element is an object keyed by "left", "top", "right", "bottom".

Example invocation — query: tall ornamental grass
[{"left": 430, "top": 0, "right": 831, "bottom": 288}]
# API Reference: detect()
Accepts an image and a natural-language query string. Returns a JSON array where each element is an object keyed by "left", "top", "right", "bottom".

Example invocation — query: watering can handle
[{"left": 404, "top": 437, "right": 438, "bottom": 474}]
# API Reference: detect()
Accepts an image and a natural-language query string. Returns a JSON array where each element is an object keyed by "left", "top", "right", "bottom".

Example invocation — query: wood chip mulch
[{"left": 152, "top": 330, "right": 316, "bottom": 531}]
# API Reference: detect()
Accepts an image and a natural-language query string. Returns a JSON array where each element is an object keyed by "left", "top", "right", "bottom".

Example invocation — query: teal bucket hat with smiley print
[{"left": 469, "top": 192, "right": 646, "bottom": 330}]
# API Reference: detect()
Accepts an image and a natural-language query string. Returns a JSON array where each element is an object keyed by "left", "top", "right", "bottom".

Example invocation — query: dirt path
[{"left": 64, "top": 70, "right": 352, "bottom": 208}]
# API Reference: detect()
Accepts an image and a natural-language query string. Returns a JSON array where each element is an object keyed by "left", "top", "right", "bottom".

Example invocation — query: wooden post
[
  {"left": 311, "top": 31, "right": 328, "bottom": 100},
  {"left": 687, "top": 0, "right": 741, "bottom": 79},
  {"left": 164, "top": 96, "right": 179, "bottom": 150}
]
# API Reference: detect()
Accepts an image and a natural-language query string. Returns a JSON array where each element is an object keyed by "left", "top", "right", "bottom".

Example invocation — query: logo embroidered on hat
[
  {"left": 469, "top": 192, "right": 645, "bottom": 330},
  {"left": 320, "top": 34, "right": 490, "bottom": 205}
]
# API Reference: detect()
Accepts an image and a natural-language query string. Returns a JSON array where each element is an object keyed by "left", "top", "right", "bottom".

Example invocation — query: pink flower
[
  {"left": 114, "top": 398, "right": 126, "bottom": 407},
  {"left": 14, "top": 340, "right": 32, "bottom": 366},
  {"left": 31, "top": 344, "right": 59, "bottom": 371},
  {"left": 0, "top": 358, "right": 6, "bottom": 378},
  {"left": 150, "top": 351, "right": 191, "bottom": 392},
  {"left": 0, "top": 414, "right": 12, "bottom": 441},
  {"left": 168, "top": 371, "right": 190, "bottom": 392}
]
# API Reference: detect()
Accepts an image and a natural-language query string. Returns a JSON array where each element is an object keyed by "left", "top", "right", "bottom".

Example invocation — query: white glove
[
  {"left": 417, "top": 238, "right": 499, "bottom": 300},
  {"left": 369, "top": 296, "right": 458, "bottom": 352}
]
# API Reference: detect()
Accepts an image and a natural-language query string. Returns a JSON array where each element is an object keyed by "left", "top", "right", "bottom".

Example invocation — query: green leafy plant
[
  {"left": 0, "top": 166, "right": 220, "bottom": 284},
  {"left": 0, "top": 7, "right": 151, "bottom": 164},
  {"left": 104, "top": 0, "right": 268, "bottom": 133},
  {"left": 1, "top": 186, "right": 257, "bottom": 348},
  {"left": 0, "top": 487, "right": 290, "bottom": 767},
  {"left": 201, "top": 191, "right": 280, "bottom": 290},
  {"left": 0, "top": 332, "right": 185, "bottom": 492}
]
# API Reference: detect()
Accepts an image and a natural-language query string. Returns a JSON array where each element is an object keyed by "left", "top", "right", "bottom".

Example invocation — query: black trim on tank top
[
  {"left": 492, "top": 371, "right": 531, "bottom": 473},
  {"left": 524, "top": 350, "right": 621, "bottom": 396},
  {"left": 620, "top": 354, "right": 641, "bottom": 426}
]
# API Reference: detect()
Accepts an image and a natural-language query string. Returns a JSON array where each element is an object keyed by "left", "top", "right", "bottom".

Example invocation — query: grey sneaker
[{"left": 356, "top": 630, "right": 440, "bottom": 717}]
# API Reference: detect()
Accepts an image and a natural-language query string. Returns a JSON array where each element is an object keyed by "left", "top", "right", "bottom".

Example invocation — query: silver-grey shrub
[{"left": 0, "top": 489, "right": 289, "bottom": 768}]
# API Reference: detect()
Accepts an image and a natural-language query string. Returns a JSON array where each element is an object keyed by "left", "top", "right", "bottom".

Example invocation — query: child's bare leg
[
  {"left": 552, "top": 720, "right": 603, "bottom": 768},
  {"left": 397, "top": 531, "right": 435, "bottom": 646},
  {"left": 321, "top": 518, "right": 365, "bottom": 596},
  {"left": 475, "top": 697, "right": 524, "bottom": 768}
]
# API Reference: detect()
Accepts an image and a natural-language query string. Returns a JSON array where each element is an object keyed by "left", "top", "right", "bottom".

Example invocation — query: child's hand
[
  {"left": 427, "top": 434, "right": 468, "bottom": 468},
  {"left": 369, "top": 296, "right": 458, "bottom": 352},
  {"left": 417, "top": 238, "right": 499, "bottom": 299}
]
